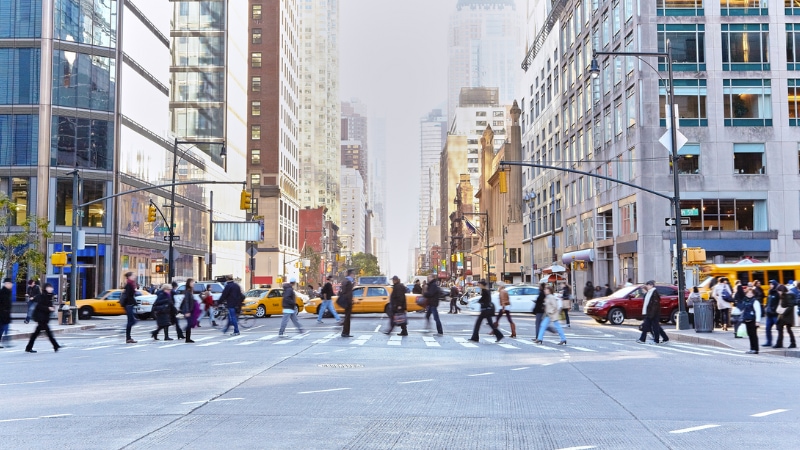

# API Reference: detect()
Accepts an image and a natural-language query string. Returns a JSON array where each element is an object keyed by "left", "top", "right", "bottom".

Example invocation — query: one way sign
[{"left": 665, "top": 217, "right": 690, "bottom": 227}]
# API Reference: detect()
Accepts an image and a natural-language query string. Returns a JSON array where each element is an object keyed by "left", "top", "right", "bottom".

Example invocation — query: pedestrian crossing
[{"left": 20, "top": 328, "right": 757, "bottom": 360}]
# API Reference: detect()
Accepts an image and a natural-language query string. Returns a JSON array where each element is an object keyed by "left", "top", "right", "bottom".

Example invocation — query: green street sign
[
  {"left": 681, "top": 208, "right": 699, "bottom": 217},
  {"left": 155, "top": 226, "right": 169, "bottom": 232}
]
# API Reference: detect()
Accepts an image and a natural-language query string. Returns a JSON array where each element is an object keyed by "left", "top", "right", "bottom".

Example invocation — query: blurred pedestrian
[
  {"left": 279, "top": 278, "right": 304, "bottom": 337},
  {"left": 583, "top": 281, "right": 594, "bottom": 302},
  {"left": 122, "top": 272, "right": 138, "bottom": 344},
  {"left": 24, "top": 279, "right": 40, "bottom": 324},
  {"left": 533, "top": 283, "right": 546, "bottom": 338},
  {"left": 535, "top": 286, "right": 567, "bottom": 345},
  {"left": 449, "top": 285, "right": 461, "bottom": 314},
  {"left": 738, "top": 287, "right": 761, "bottom": 354},
  {"left": 338, "top": 269, "right": 355, "bottom": 337},
  {"left": 384, "top": 276, "right": 408, "bottom": 336},
  {"left": 199, "top": 285, "right": 217, "bottom": 327},
  {"left": 317, "top": 275, "right": 341, "bottom": 324},
  {"left": 763, "top": 280, "right": 780, "bottom": 347},
  {"left": 712, "top": 277, "right": 733, "bottom": 331},
  {"left": 0, "top": 278, "right": 12, "bottom": 347},
  {"left": 624, "top": 278, "right": 633, "bottom": 287},
  {"left": 493, "top": 282, "right": 515, "bottom": 337},
  {"left": 773, "top": 285, "right": 797, "bottom": 349},
  {"left": 561, "top": 282, "right": 572, "bottom": 327},
  {"left": 469, "top": 280, "right": 502, "bottom": 343},
  {"left": 166, "top": 281, "right": 185, "bottom": 340},
  {"left": 151, "top": 284, "right": 174, "bottom": 340},
  {"left": 604, "top": 284, "right": 613, "bottom": 296},
  {"left": 636, "top": 280, "right": 666, "bottom": 344},
  {"left": 25, "top": 282, "right": 61, "bottom": 353},
  {"left": 423, "top": 274, "right": 443, "bottom": 336},
  {"left": 732, "top": 282, "right": 746, "bottom": 337},
  {"left": 687, "top": 286, "right": 702, "bottom": 328},
  {"left": 220, "top": 275, "right": 244, "bottom": 336},
  {"left": 412, "top": 280, "right": 422, "bottom": 294},
  {"left": 180, "top": 278, "right": 197, "bottom": 343}
]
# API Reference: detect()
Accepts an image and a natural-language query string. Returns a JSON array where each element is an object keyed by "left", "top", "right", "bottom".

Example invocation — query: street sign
[
  {"left": 164, "top": 235, "right": 181, "bottom": 241},
  {"left": 680, "top": 208, "right": 699, "bottom": 217},
  {"left": 247, "top": 246, "right": 258, "bottom": 258},
  {"left": 155, "top": 226, "right": 169, "bottom": 232},
  {"left": 665, "top": 217, "right": 690, "bottom": 227},
  {"left": 659, "top": 129, "right": 688, "bottom": 152}
]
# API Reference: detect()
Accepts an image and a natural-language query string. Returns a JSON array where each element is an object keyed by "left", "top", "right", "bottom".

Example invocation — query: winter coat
[
  {"left": 282, "top": 283, "right": 297, "bottom": 310},
  {"left": 544, "top": 294, "right": 561, "bottom": 321},
  {"left": 778, "top": 292, "right": 796, "bottom": 325},
  {"left": 337, "top": 277, "right": 354, "bottom": 308},
  {"left": 32, "top": 292, "right": 55, "bottom": 323},
  {"left": 411, "top": 283, "right": 423, "bottom": 294},
  {"left": 153, "top": 291, "right": 173, "bottom": 327},
  {"left": 533, "top": 291, "right": 546, "bottom": 314},
  {"left": 478, "top": 288, "right": 494, "bottom": 312},
  {"left": 713, "top": 283, "right": 732, "bottom": 310},
  {"left": 737, "top": 295, "right": 761, "bottom": 323},
  {"left": 0, "top": 286, "right": 12, "bottom": 324},
  {"left": 321, "top": 282, "right": 335, "bottom": 300},
  {"left": 220, "top": 281, "right": 244, "bottom": 309},
  {"left": 423, "top": 279, "right": 440, "bottom": 308},
  {"left": 583, "top": 283, "right": 594, "bottom": 300},
  {"left": 122, "top": 279, "right": 137, "bottom": 307},
  {"left": 643, "top": 289, "right": 661, "bottom": 320},
  {"left": 687, "top": 292, "right": 702, "bottom": 311},
  {"left": 498, "top": 288, "right": 510, "bottom": 307},
  {"left": 390, "top": 283, "right": 407, "bottom": 313},
  {"left": 765, "top": 288, "right": 780, "bottom": 318}
]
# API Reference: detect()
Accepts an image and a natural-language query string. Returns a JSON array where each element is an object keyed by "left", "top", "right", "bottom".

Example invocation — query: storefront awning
[{"left": 562, "top": 249, "right": 594, "bottom": 264}]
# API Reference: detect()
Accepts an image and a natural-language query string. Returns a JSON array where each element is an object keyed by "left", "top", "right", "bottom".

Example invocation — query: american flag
[{"left": 464, "top": 218, "right": 477, "bottom": 235}]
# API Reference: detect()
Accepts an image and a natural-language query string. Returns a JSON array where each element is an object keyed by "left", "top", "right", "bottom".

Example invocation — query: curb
[
  {"left": 7, "top": 324, "right": 97, "bottom": 341},
  {"left": 665, "top": 331, "right": 735, "bottom": 349}
]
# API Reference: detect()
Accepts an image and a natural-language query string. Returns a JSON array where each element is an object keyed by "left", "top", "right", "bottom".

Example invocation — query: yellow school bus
[{"left": 696, "top": 262, "right": 800, "bottom": 299}]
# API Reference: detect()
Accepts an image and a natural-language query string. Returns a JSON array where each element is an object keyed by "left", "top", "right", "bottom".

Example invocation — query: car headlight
[
  {"left": 141, "top": 301, "right": 151, "bottom": 306},
  {"left": 244, "top": 301, "right": 256, "bottom": 306},
  {"left": 593, "top": 301, "right": 606, "bottom": 308}
]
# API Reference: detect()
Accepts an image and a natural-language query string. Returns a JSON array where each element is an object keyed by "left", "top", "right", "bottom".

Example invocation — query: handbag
[
  {"left": 393, "top": 312, "right": 407, "bottom": 326},
  {"left": 776, "top": 305, "right": 787, "bottom": 315},
  {"left": 416, "top": 296, "right": 428, "bottom": 308},
  {"left": 736, "top": 323, "right": 748, "bottom": 338}
]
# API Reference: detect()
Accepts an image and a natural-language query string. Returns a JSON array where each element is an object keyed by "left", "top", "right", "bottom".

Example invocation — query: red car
[{"left": 583, "top": 283, "right": 683, "bottom": 325}]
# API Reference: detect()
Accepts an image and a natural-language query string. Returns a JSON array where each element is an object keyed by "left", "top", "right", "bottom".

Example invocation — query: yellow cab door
[
  {"left": 350, "top": 287, "right": 365, "bottom": 313},
  {"left": 266, "top": 289, "right": 283, "bottom": 314},
  {"left": 364, "top": 286, "right": 390, "bottom": 313},
  {"left": 103, "top": 291, "right": 125, "bottom": 315}
]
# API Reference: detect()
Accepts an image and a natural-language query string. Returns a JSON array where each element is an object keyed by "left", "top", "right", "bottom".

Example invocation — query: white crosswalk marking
[
  {"left": 422, "top": 337, "right": 440, "bottom": 347},
  {"left": 274, "top": 338, "right": 294, "bottom": 345},
  {"left": 259, "top": 335, "right": 279, "bottom": 341},
  {"left": 388, "top": 335, "right": 402, "bottom": 346},
  {"left": 351, "top": 335, "right": 372, "bottom": 345},
  {"left": 570, "top": 346, "right": 597, "bottom": 352},
  {"left": 498, "top": 343, "right": 518, "bottom": 349},
  {"left": 313, "top": 333, "right": 339, "bottom": 344},
  {"left": 222, "top": 335, "right": 245, "bottom": 342},
  {"left": 159, "top": 343, "right": 184, "bottom": 348},
  {"left": 235, "top": 341, "right": 258, "bottom": 346},
  {"left": 291, "top": 333, "right": 308, "bottom": 340},
  {"left": 197, "top": 342, "right": 221, "bottom": 347},
  {"left": 453, "top": 337, "right": 478, "bottom": 348},
  {"left": 83, "top": 345, "right": 113, "bottom": 351}
]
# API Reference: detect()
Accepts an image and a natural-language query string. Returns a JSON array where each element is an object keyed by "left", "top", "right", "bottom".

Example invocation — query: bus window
[
  {"left": 767, "top": 271, "right": 779, "bottom": 284},
  {"left": 752, "top": 271, "right": 765, "bottom": 284},
  {"left": 736, "top": 271, "right": 749, "bottom": 286},
  {"left": 782, "top": 270, "right": 796, "bottom": 284}
]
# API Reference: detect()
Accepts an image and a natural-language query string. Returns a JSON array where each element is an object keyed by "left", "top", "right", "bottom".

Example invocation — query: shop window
[{"left": 681, "top": 198, "right": 766, "bottom": 231}]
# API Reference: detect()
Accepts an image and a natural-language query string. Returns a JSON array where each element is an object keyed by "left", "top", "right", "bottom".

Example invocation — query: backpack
[{"left": 118, "top": 290, "right": 128, "bottom": 308}]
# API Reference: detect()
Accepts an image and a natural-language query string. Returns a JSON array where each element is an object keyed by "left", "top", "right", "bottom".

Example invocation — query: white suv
[{"left": 172, "top": 281, "right": 225, "bottom": 309}]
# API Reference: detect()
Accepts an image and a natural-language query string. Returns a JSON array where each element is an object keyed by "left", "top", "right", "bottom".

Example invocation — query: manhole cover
[{"left": 318, "top": 363, "right": 363, "bottom": 368}]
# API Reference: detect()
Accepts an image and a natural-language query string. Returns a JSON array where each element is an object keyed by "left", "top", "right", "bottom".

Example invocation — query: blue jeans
[
  {"left": 764, "top": 315, "right": 779, "bottom": 345},
  {"left": 537, "top": 316, "right": 566, "bottom": 342},
  {"left": 317, "top": 300, "right": 340, "bottom": 322},
  {"left": 125, "top": 305, "right": 137, "bottom": 340},
  {"left": 425, "top": 305, "right": 443, "bottom": 334},
  {"left": 26, "top": 301, "right": 36, "bottom": 322},
  {"left": 0, "top": 323, "right": 9, "bottom": 344},
  {"left": 223, "top": 307, "right": 239, "bottom": 333}
]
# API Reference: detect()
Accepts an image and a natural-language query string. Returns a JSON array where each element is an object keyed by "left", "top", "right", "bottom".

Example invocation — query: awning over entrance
[{"left": 562, "top": 249, "right": 594, "bottom": 265}]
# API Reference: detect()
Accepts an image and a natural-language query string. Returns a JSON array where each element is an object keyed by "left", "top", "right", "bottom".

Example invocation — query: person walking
[
  {"left": 712, "top": 277, "right": 733, "bottom": 331},
  {"left": 25, "top": 283, "right": 61, "bottom": 353},
  {"left": 534, "top": 286, "right": 567, "bottom": 345},
  {"left": 384, "top": 276, "right": 408, "bottom": 336},
  {"left": 449, "top": 285, "right": 461, "bottom": 314},
  {"left": 738, "top": 287, "right": 761, "bottom": 354},
  {"left": 24, "top": 279, "right": 41, "bottom": 324},
  {"left": 317, "top": 275, "right": 341, "bottom": 324},
  {"left": 0, "top": 278, "right": 12, "bottom": 348},
  {"left": 493, "top": 282, "right": 516, "bottom": 338},
  {"left": 167, "top": 281, "right": 185, "bottom": 340},
  {"left": 561, "top": 282, "right": 573, "bottom": 327},
  {"left": 180, "top": 278, "right": 198, "bottom": 343},
  {"left": 423, "top": 274, "right": 443, "bottom": 336},
  {"left": 151, "top": 284, "right": 174, "bottom": 340},
  {"left": 637, "top": 280, "right": 666, "bottom": 344},
  {"left": 687, "top": 286, "right": 702, "bottom": 328},
  {"left": 732, "top": 282, "right": 746, "bottom": 337},
  {"left": 220, "top": 276, "right": 244, "bottom": 336},
  {"left": 278, "top": 279, "right": 305, "bottom": 337},
  {"left": 338, "top": 269, "right": 355, "bottom": 337},
  {"left": 199, "top": 285, "right": 217, "bottom": 327},
  {"left": 411, "top": 280, "right": 423, "bottom": 294},
  {"left": 763, "top": 280, "right": 781, "bottom": 347},
  {"left": 773, "top": 285, "right": 797, "bottom": 349},
  {"left": 122, "top": 272, "right": 138, "bottom": 344},
  {"left": 583, "top": 281, "right": 594, "bottom": 306},
  {"left": 603, "top": 284, "right": 613, "bottom": 296},
  {"left": 533, "top": 283, "right": 546, "bottom": 338},
  {"left": 469, "top": 280, "right": 502, "bottom": 343}
]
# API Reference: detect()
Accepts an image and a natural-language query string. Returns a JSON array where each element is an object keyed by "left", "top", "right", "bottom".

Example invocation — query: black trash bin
[{"left": 694, "top": 301, "right": 714, "bottom": 333}]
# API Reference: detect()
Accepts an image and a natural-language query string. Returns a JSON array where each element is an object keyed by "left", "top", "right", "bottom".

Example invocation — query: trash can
[{"left": 694, "top": 301, "right": 714, "bottom": 333}]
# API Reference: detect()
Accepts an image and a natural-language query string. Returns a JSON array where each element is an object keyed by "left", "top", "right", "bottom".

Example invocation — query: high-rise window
[
  {"left": 673, "top": 143, "right": 700, "bottom": 174},
  {"left": 252, "top": 4, "right": 262, "bottom": 20},
  {"left": 251, "top": 149, "right": 260, "bottom": 165},
  {"left": 0, "top": 0, "right": 42, "bottom": 38},
  {"left": 787, "top": 24, "right": 800, "bottom": 70},
  {"left": 789, "top": 0, "right": 800, "bottom": 15},
  {"left": 626, "top": 86, "right": 636, "bottom": 128},
  {"left": 0, "top": 177, "right": 30, "bottom": 225},
  {"left": 55, "top": 179, "right": 106, "bottom": 227},
  {"left": 723, "top": 79, "right": 772, "bottom": 126},
  {"left": 251, "top": 101, "right": 261, "bottom": 116},
  {"left": 251, "top": 125, "right": 261, "bottom": 140},
  {"left": 251, "top": 76, "right": 261, "bottom": 91},
  {"left": 51, "top": 116, "right": 113, "bottom": 169},
  {"left": 789, "top": 80, "right": 800, "bottom": 125},
  {"left": 721, "top": 24, "right": 769, "bottom": 70},
  {"left": 252, "top": 28, "right": 262, "bottom": 44},
  {"left": 657, "top": 0, "right": 704, "bottom": 16},
  {"left": 733, "top": 143, "right": 765, "bottom": 174},
  {"left": 659, "top": 79, "right": 707, "bottom": 127},
  {"left": 0, "top": 48, "right": 40, "bottom": 105},
  {"left": 0, "top": 115, "right": 38, "bottom": 166},
  {"left": 251, "top": 174, "right": 261, "bottom": 187},
  {"left": 251, "top": 52, "right": 262, "bottom": 68},
  {"left": 721, "top": 0, "right": 767, "bottom": 16},
  {"left": 620, "top": 203, "right": 637, "bottom": 235},
  {"left": 658, "top": 24, "right": 705, "bottom": 71},
  {"left": 681, "top": 199, "right": 765, "bottom": 231}
]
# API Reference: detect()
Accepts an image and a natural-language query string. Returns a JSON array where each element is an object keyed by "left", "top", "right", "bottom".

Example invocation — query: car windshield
[
  {"left": 98, "top": 290, "right": 112, "bottom": 298},
  {"left": 610, "top": 285, "right": 642, "bottom": 298},
  {"left": 245, "top": 289, "right": 266, "bottom": 298}
]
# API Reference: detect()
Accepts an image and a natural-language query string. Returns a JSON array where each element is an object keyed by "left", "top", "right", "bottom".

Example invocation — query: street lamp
[
  {"left": 523, "top": 192, "right": 536, "bottom": 284},
  {"left": 590, "top": 41, "right": 689, "bottom": 330}
]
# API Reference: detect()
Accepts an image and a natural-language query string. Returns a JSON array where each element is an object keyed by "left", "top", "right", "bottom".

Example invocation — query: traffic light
[
  {"left": 240, "top": 190, "right": 252, "bottom": 210},
  {"left": 51, "top": 252, "right": 68, "bottom": 267},
  {"left": 147, "top": 205, "right": 157, "bottom": 222},
  {"left": 498, "top": 170, "right": 508, "bottom": 193}
]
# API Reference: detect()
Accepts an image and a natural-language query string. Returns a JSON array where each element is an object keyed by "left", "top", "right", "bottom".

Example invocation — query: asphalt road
[{"left": 2, "top": 307, "right": 798, "bottom": 450}]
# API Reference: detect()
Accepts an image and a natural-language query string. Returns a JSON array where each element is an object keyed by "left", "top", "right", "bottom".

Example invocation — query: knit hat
[{"left": 3, "top": 278, "right": 12, "bottom": 283}]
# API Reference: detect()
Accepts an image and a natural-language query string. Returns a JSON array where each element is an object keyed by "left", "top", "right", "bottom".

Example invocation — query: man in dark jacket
[
  {"left": 637, "top": 280, "right": 666, "bottom": 344},
  {"left": 122, "top": 272, "right": 138, "bottom": 343},
  {"left": 469, "top": 280, "right": 502, "bottom": 342},
  {"left": 220, "top": 276, "right": 244, "bottom": 336},
  {"left": 25, "top": 279, "right": 41, "bottom": 324},
  {"left": 317, "top": 275, "right": 341, "bottom": 324},
  {"left": 763, "top": 280, "right": 780, "bottom": 347},
  {"left": 411, "top": 280, "right": 423, "bottom": 294},
  {"left": 0, "top": 278, "right": 13, "bottom": 347},
  {"left": 384, "top": 276, "right": 408, "bottom": 336},
  {"left": 423, "top": 275, "right": 444, "bottom": 335},
  {"left": 449, "top": 285, "right": 461, "bottom": 314},
  {"left": 279, "top": 279, "right": 304, "bottom": 337},
  {"left": 337, "top": 269, "right": 355, "bottom": 337}
]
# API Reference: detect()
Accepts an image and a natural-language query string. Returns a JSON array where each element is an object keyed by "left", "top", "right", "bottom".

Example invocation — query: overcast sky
[{"left": 340, "top": 0, "right": 456, "bottom": 278}]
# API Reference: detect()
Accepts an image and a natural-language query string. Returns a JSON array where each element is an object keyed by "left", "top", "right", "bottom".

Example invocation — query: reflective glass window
[
  {"left": 721, "top": 24, "right": 769, "bottom": 71},
  {"left": 723, "top": 79, "right": 772, "bottom": 126},
  {"left": 0, "top": 115, "right": 38, "bottom": 166},
  {"left": 657, "top": 24, "right": 706, "bottom": 71},
  {"left": 51, "top": 116, "right": 114, "bottom": 170},
  {"left": 173, "top": 35, "right": 225, "bottom": 66},
  {"left": 172, "top": 107, "right": 224, "bottom": 139},
  {"left": 54, "top": 0, "right": 117, "bottom": 48},
  {"left": 174, "top": 1, "right": 225, "bottom": 31},
  {"left": 171, "top": 72, "right": 224, "bottom": 102},
  {"left": 0, "top": 0, "right": 42, "bottom": 38},
  {"left": 52, "top": 50, "right": 116, "bottom": 111},
  {"left": 0, "top": 49, "right": 40, "bottom": 104},
  {"left": 55, "top": 178, "right": 107, "bottom": 227},
  {"left": 0, "top": 177, "right": 31, "bottom": 225}
]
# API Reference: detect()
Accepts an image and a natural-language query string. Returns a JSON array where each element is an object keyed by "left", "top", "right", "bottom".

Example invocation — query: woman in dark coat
[
  {"left": 25, "top": 283, "right": 61, "bottom": 353},
  {"left": 469, "top": 280, "right": 502, "bottom": 343},
  {"left": 774, "top": 285, "right": 797, "bottom": 349},
  {"left": 151, "top": 284, "right": 174, "bottom": 340},
  {"left": 181, "top": 278, "right": 197, "bottom": 343},
  {"left": 1, "top": 278, "right": 14, "bottom": 347},
  {"left": 533, "top": 283, "right": 547, "bottom": 338}
]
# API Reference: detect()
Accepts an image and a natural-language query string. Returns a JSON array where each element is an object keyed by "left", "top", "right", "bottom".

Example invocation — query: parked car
[
  {"left": 583, "top": 283, "right": 683, "bottom": 325},
  {"left": 240, "top": 288, "right": 304, "bottom": 318},
  {"left": 467, "top": 285, "right": 540, "bottom": 313},
  {"left": 172, "top": 281, "right": 225, "bottom": 309},
  {"left": 77, "top": 289, "right": 156, "bottom": 320},
  {"left": 304, "top": 285, "right": 425, "bottom": 315}
]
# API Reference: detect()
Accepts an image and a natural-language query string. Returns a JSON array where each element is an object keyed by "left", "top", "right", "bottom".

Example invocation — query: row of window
[
  {"left": 54, "top": 0, "right": 117, "bottom": 48},
  {"left": 0, "top": 176, "right": 106, "bottom": 227},
  {"left": 0, "top": 0, "right": 41, "bottom": 38},
  {"left": 0, "top": 49, "right": 40, "bottom": 105},
  {"left": 658, "top": 0, "right": 800, "bottom": 16}
]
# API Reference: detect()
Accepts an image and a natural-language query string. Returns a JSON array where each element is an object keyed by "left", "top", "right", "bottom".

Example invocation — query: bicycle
[{"left": 214, "top": 303, "right": 255, "bottom": 329}]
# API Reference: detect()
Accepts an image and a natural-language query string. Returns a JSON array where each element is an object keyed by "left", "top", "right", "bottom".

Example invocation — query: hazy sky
[{"left": 340, "top": 0, "right": 457, "bottom": 278}]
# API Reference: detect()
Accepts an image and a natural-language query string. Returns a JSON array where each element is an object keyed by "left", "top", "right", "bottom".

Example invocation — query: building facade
[
  {"left": 248, "top": 0, "right": 302, "bottom": 284},
  {"left": 341, "top": 99, "right": 368, "bottom": 186},
  {"left": 339, "top": 167, "right": 365, "bottom": 255},
  {"left": 418, "top": 108, "right": 447, "bottom": 272}
]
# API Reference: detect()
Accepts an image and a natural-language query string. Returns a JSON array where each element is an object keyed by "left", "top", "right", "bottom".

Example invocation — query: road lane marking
[
  {"left": 313, "top": 333, "right": 339, "bottom": 344},
  {"left": 399, "top": 379, "right": 434, "bottom": 384},
  {"left": 259, "top": 335, "right": 278, "bottom": 341},
  {"left": 222, "top": 335, "right": 245, "bottom": 341},
  {"left": 193, "top": 336, "right": 215, "bottom": 342},
  {"left": 570, "top": 346, "right": 597, "bottom": 352},
  {"left": 125, "top": 369, "right": 170, "bottom": 375},
  {"left": 39, "top": 414, "right": 72, "bottom": 419},
  {"left": 291, "top": 333, "right": 308, "bottom": 340},
  {"left": 467, "top": 372, "right": 494, "bottom": 377},
  {"left": 181, "top": 401, "right": 207, "bottom": 405},
  {"left": 556, "top": 446, "right": 596, "bottom": 450},
  {"left": 298, "top": 388, "right": 351, "bottom": 394},
  {"left": 350, "top": 335, "right": 372, "bottom": 345},
  {"left": 422, "top": 337, "right": 440, "bottom": 347},
  {"left": 498, "top": 343, "right": 518, "bottom": 349},
  {"left": 374, "top": 325, "right": 381, "bottom": 332},
  {"left": 0, "top": 414, "right": 72, "bottom": 423},
  {"left": 197, "top": 342, "right": 221, "bottom": 347},
  {"left": 751, "top": 409, "right": 789, "bottom": 417},
  {"left": 213, "top": 362, "right": 244, "bottom": 366},
  {"left": 0, "top": 380, "right": 50, "bottom": 387},
  {"left": 0, "top": 418, "right": 39, "bottom": 423},
  {"left": 650, "top": 346, "right": 709, "bottom": 356},
  {"left": 274, "top": 338, "right": 295, "bottom": 345},
  {"left": 83, "top": 345, "right": 113, "bottom": 351},
  {"left": 669, "top": 424, "right": 720, "bottom": 434},
  {"left": 453, "top": 337, "right": 478, "bottom": 348},
  {"left": 388, "top": 335, "right": 402, "bottom": 346},
  {"left": 159, "top": 343, "right": 184, "bottom": 348},
  {"left": 211, "top": 398, "right": 244, "bottom": 402},
  {"left": 236, "top": 341, "right": 258, "bottom": 346}
]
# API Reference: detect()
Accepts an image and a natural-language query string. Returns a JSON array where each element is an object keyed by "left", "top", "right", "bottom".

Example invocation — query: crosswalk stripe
[
  {"left": 222, "top": 335, "right": 245, "bottom": 341},
  {"left": 159, "top": 343, "right": 184, "bottom": 348},
  {"left": 498, "top": 343, "right": 518, "bottom": 349},
  {"left": 570, "top": 346, "right": 597, "bottom": 352},
  {"left": 453, "top": 337, "right": 478, "bottom": 348},
  {"left": 388, "top": 336, "right": 402, "bottom": 346},
  {"left": 197, "top": 342, "right": 221, "bottom": 347},
  {"left": 313, "top": 333, "right": 338, "bottom": 344},
  {"left": 291, "top": 333, "right": 308, "bottom": 340},
  {"left": 193, "top": 336, "right": 215, "bottom": 342},
  {"left": 83, "top": 345, "right": 113, "bottom": 351},
  {"left": 235, "top": 341, "right": 258, "bottom": 346},
  {"left": 351, "top": 335, "right": 372, "bottom": 345},
  {"left": 259, "top": 335, "right": 278, "bottom": 341},
  {"left": 422, "top": 337, "right": 440, "bottom": 347},
  {"left": 274, "top": 338, "right": 294, "bottom": 345}
]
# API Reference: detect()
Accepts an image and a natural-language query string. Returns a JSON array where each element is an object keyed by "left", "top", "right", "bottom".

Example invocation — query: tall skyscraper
[
  {"left": 369, "top": 117, "right": 388, "bottom": 273},
  {"left": 418, "top": 108, "right": 447, "bottom": 272},
  {"left": 447, "top": 0, "right": 523, "bottom": 124},
  {"left": 298, "top": 0, "right": 341, "bottom": 225},
  {"left": 341, "top": 99, "right": 368, "bottom": 187},
  {"left": 339, "top": 167, "right": 365, "bottom": 255},
  {"left": 247, "top": 0, "right": 302, "bottom": 284}
]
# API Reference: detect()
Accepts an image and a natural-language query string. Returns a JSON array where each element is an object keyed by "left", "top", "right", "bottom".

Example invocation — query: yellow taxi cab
[
  {"left": 240, "top": 288, "right": 305, "bottom": 318},
  {"left": 76, "top": 289, "right": 155, "bottom": 320},
  {"left": 303, "top": 285, "right": 424, "bottom": 315}
]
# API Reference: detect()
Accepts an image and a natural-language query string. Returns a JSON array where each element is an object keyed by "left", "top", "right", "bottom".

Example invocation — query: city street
[{"left": 2, "top": 308, "right": 798, "bottom": 449}]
